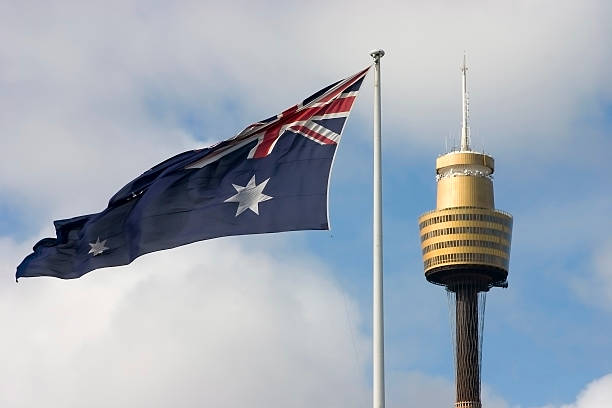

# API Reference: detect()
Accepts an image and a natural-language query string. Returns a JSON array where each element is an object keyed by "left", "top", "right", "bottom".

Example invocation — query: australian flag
[{"left": 16, "top": 67, "right": 370, "bottom": 280}]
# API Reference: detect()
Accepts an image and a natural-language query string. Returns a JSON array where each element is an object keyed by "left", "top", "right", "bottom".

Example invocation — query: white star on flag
[
  {"left": 224, "top": 175, "right": 273, "bottom": 216},
  {"left": 88, "top": 237, "right": 108, "bottom": 256}
]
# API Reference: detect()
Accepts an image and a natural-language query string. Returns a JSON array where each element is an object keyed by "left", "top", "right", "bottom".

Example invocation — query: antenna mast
[{"left": 461, "top": 54, "right": 470, "bottom": 151}]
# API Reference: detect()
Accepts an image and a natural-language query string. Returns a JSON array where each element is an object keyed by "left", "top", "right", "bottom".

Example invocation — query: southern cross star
[
  {"left": 88, "top": 237, "right": 109, "bottom": 256},
  {"left": 224, "top": 175, "right": 273, "bottom": 217}
]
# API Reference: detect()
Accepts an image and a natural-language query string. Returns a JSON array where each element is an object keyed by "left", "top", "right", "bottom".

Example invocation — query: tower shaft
[{"left": 455, "top": 284, "right": 481, "bottom": 406}]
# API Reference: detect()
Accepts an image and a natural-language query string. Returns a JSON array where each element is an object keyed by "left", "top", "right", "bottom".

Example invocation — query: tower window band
[
  {"left": 419, "top": 213, "right": 512, "bottom": 229},
  {"left": 422, "top": 240, "right": 509, "bottom": 255},
  {"left": 423, "top": 252, "right": 509, "bottom": 269},
  {"left": 421, "top": 226, "right": 512, "bottom": 242}
]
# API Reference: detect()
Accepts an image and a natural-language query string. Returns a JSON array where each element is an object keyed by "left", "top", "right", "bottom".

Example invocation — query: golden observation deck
[{"left": 418, "top": 150, "right": 512, "bottom": 287}]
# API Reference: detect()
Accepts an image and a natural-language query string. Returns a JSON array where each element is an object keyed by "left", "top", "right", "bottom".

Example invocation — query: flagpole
[{"left": 370, "top": 48, "right": 385, "bottom": 408}]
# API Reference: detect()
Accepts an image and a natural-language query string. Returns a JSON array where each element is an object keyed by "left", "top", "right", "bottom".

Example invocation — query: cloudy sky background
[{"left": 1, "top": 1, "right": 611, "bottom": 407}]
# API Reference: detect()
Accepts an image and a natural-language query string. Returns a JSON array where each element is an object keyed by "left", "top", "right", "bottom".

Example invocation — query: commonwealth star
[
  {"left": 224, "top": 175, "right": 273, "bottom": 216},
  {"left": 88, "top": 237, "right": 108, "bottom": 256}
]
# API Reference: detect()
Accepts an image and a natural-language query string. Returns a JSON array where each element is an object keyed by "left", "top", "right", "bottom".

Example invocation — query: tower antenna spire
[{"left": 461, "top": 53, "right": 470, "bottom": 151}]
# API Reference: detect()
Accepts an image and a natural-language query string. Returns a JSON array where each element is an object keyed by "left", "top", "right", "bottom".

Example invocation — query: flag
[{"left": 16, "top": 67, "right": 370, "bottom": 280}]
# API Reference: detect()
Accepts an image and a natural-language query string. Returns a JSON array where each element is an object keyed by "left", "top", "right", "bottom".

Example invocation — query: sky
[{"left": 1, "top": 1, "right": 612, "bottom": 407}]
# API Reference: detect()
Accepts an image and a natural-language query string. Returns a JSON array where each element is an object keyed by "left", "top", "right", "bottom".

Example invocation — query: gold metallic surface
[
  {"left": 418, "top": 151, "right": 513, "bottom": 284},
  {"left": 436, "top": 151, "right": 494, "bottom": 172},
  {"left": 436, "top": 176, "right": 494, "bottom": 209},
  {"left": 419, "top": 207, "right": 512, "bottom": 274}
]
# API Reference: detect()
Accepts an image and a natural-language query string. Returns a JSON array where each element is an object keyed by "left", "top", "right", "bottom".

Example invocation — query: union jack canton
[{"left": 185, "top": 66, "right": 370, "bottom": 169}]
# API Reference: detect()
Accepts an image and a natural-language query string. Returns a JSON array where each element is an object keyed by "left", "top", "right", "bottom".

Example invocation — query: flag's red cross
[
  {"left": 247, "top": 86, "right": 361, "bottom": 158},
  {"left": 185, "top": 67, "right": 369, "bottom": 169}
]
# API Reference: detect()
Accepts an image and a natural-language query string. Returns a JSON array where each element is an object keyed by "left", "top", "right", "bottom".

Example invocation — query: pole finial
[
  {"left": 370, "top": 49, "right": 385, "bottom": 61},
  {"left": 460, "top": 53, "right": 470, "bottom": 151}
]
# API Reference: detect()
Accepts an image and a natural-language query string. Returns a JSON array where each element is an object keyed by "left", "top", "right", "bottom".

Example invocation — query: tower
[{"left": 418, "top": 57, "right": 513, "bottom": 408}]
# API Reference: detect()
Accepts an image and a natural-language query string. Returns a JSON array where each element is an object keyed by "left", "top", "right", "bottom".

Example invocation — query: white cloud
[
  {"left": 534, "top": 375, "right": 612, "bottom": 408},
  {"left": 1, "top": 1, "right": 611, "bottom": 222},
  {"left": 1, "top": 237, "right": 371, "bottom": 407},
  {"left": 543, "top": 373, "right": 612, "bottom": 408},
  {"left": 564, "top": 374, "right": 612, "bottom": 408},
  {"left": 2, "top": 233, "right": 515, "bottom": 408}
]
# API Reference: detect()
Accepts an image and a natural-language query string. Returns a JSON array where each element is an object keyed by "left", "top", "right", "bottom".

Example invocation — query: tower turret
[{"left": 418, "top": 58, "right": 513, "bottom": 408}]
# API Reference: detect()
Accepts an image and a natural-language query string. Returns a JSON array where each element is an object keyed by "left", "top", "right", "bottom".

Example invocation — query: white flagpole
[{"left": 370, "top": 48, "right": 385, "bottom": 408}]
